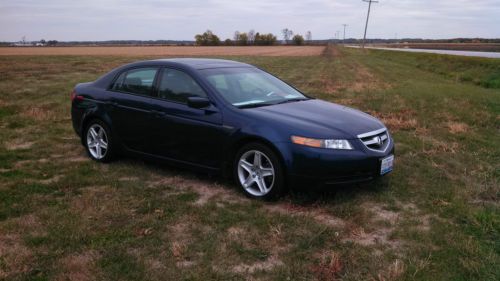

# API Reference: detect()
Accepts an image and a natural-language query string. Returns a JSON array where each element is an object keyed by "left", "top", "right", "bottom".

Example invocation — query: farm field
[
  {"left": 0, "top": 46, "right": 499, "bottom": 281},
  {"left": 0, "top": 46, "right": 324, "bottom": 56}
]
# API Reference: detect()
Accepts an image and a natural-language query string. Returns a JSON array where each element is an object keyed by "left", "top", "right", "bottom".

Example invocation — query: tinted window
[
  {"left": 112, "top": 68, "right": 158, "bottom": 96},
  {"left": 158, "top": 69, "right": 207, "bottom": 103}
]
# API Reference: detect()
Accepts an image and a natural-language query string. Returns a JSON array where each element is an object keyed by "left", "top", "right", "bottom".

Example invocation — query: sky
[{"left": 1, "top": 0, "right": 500, "bottom": 41}]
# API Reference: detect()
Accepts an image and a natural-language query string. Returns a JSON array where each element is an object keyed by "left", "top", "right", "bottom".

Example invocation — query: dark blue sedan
[{"left": 71, "top": 58, "right": 394, "bottom": 199}]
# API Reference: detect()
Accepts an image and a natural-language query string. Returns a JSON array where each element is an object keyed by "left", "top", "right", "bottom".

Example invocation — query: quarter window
[
  {"left": 112, "top": 68, "right": 158, "bottom": 96},
  {"left": 158, "top": 69, "right": 207, "bottom": 103}
]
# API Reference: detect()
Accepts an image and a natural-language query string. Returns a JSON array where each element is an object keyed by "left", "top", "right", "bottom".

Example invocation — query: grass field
[{"left": 0, "top": 45, "right": 499, "bottom": 281}]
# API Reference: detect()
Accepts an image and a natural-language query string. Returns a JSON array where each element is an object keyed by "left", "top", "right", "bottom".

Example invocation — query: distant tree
[
  {"left": 248, "top": 29, "right": 255, "bottom": 44},
  {"left": 264, "top": 33, "right": 277, "bottom": 45},
  {"left": 47, "top": 40, "right": 58, "bottom": 46},
  {"left": 40, "top": 39, "right": 46, "bottom": 44},
  {"left": 194, "top": 30, "right": 220, "bottom": 46},
  {"left": 292, "top": 34, "right": 304, "bottom": 45},
  {"left": 305, "top": 31, "right": 312, "bottom": 42},
  {"left": 224, "top": 39, "right": 233, "bottom": 46},
  {"left": 281, "top": 28, "right": 293, "bottom": 44},
  {"left": 234, "top": 31, "right": 241, "bottom": 42},
  {"left": 254, "top": 33, "right": 277, "bottom": 46},
  {"left": 254, "top": 33, "right": 261, "bottom": 44},
  {"left": 237, "top": 32, "right": 248, "bottom": 46}
]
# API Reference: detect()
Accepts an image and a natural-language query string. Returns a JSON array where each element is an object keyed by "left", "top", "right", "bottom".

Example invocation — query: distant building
[{"left": 13, "top": 42, "right": 33, "bottom": 46}]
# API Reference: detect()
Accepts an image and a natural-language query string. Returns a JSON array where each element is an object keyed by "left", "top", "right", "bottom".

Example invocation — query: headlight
[{"left": 291, "top": 136, "right": 353, "bottom": 150}]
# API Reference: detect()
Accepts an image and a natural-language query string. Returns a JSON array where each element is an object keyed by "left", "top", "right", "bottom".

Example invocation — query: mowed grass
[{"left": 0, "top": 46, "right": 499, "bottom": 281}]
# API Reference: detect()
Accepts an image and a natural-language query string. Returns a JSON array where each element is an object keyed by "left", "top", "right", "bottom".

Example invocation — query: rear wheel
[
  {"left": 234, "top": 143, "right": 285, "bottom": 200},
  {"left": 84, "top": 119, "right": 115, "bottom": 162}
]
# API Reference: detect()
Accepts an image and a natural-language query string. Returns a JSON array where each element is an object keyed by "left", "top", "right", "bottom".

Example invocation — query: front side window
[
  {"left": 157, "top": 68, "right": 207, "bottom": 103},
  {"left": 112, "top": 68, "right": 158, "bottom": 96}
]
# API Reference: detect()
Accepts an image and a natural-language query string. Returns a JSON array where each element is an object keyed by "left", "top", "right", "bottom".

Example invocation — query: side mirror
[{"left": 187, "top": 97, "right": 211, "bottom": 109}]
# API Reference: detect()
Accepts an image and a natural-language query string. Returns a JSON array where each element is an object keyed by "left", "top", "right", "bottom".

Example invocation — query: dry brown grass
[
  {"left": 148, "top": 176, "right": 245, "bottom": 206},
  {"left": 368, "top": 109, "right": 419, "bottom": 132},
  {"left": 4, "top": 139, "right": 35, "bottom": 150},
  {"left": 420, "top": 136, "right": 460, "bottom": 155},
  {"left": 22, "top": 106, "right": 56, "bottom": 121},
  {"left": 311, "top": 251, "right": 343, "bottom": 281},
  {"left": 373, "top": 259, "right": 406, "bottom": 281},
  {"left": 0, "top": 234, "right": 34, "bottom": 279},
  {"left": 0, "top": 46, "right": 324, "bottom": 57},
  {"left": 231, "top": 255, "right": 284, "bottom": 274},
  {"left": 264, "top": 202, "right": 346, "bottom": 229},
  {"left": 447, "top": 121, "right": 469, "bottom": 134},
  {"left": 320, "top": 52, "right": 388, "bottom": 95},
  {"left": 55, "top": 251, "right": 100, "bottom": 281}
]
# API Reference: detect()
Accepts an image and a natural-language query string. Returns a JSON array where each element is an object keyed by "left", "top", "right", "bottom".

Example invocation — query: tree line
[{"left": 194, "top": 29, "right": 312, "bottom": 46}]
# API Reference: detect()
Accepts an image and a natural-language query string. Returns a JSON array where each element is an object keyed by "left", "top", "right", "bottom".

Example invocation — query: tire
[
  {"left": 233, "top": 142, "right": 286, "bottom": 200},
  {"left": 84, "top": 119, "right": 115, "bottom": 163}
]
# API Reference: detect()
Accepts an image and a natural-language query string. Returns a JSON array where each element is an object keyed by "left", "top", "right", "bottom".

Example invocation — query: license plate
[{"left": 380, "top": 155, "right": 394, "bottom": 175}]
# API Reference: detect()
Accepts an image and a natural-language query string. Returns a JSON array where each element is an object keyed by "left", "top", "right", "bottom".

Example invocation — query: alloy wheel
[
  {"left": 237, "top": 150, "right": 275, "bottom": 196},
  {"left": 86, "top": 124, "right": 108, "bottom": 159}
]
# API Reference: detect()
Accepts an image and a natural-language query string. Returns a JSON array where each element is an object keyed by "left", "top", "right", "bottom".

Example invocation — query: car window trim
[{"left": 107, "top": 66, "right": 160, "bottom": 97}]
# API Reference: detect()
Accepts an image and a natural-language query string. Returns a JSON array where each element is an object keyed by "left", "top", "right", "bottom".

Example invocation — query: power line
[{"left": 362, "top": 0, "right": 378, "bottom": 49}]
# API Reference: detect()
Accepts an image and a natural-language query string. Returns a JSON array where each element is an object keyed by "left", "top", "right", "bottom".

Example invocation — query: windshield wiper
[
  {"left": 237, "top": 98, "right": 309, "bottom": 109},
  {"left": 273, "top": 98, "right": 309, "bottom": 105},
  {"left": 237, "top": 101, "right": 277, "bottom": 109}
]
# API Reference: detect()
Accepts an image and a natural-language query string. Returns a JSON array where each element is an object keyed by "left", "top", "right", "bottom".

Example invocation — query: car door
[
  {"left": 149, "top": 67, "right": 225, "bottom": 168},
  {"left": 107, "top": 67, "right": 158, "bottom": 153}
]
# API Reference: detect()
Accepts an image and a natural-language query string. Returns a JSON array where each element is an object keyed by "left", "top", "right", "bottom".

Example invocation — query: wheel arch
[
  {"left": 226, "top": 136, "right": 288, "bottom": 177},
  {"left": 80, "top": 113, "right": 115, "bottom": 145}
]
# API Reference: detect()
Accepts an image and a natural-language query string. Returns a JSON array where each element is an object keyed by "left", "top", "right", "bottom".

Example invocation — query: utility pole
[
  {"left": 362, "top": 0, "right": 378, "bottom": 49},
  {"left": 342, "top": 24, "right": 348, "bottom": 44}
]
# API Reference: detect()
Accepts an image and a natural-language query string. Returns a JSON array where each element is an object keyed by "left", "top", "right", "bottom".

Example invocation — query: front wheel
[{"left": 234, "top": 143, "right": 286, "bottom": 200}]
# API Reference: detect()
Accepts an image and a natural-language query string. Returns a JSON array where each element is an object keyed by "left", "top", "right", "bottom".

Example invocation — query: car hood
[{"left": 246, "top": 99, "right": 385, "bottom": 139}]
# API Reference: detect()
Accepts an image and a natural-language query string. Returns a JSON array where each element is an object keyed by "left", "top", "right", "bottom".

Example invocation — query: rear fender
[{"left": 79, "top": 107, "right": 117, "bottom": 146}]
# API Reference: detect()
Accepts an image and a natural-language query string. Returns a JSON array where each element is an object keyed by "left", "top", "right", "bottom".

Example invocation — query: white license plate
[{"left": 380, "top": 155, "right": 394, "bottom": 175}]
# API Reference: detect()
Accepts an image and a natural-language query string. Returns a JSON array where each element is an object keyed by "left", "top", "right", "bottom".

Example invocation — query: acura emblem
[{"left": 374, "top": 136, "right": 382, "bottom": 146}]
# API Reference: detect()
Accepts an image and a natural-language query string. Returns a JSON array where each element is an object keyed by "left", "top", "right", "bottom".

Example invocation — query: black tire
[
  {"left": 233, "top": 142, "right": 286, "bottom": 200},
  {"left": 84, "top": 119, "right": 115, "bottom": 163}
]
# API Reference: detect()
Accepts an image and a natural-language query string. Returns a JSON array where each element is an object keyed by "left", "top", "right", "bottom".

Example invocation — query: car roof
[
  {"left": 92, "top": 58, "right": 254, "bottom": 88},
  {"left": 149, "top": 58, "right": 253, "bottom": 70}
]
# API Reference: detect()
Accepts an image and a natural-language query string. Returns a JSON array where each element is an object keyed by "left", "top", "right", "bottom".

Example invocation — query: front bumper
[{"left": 275, "top": 139, "right": 395, "bottom": 186}]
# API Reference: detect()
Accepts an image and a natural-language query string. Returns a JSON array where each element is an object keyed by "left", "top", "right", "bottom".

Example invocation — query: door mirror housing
[{"left": 187, "top": 97, "right": 211, "bottom": 109}]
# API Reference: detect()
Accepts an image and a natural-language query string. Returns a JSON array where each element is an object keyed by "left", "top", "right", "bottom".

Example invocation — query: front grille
[{"left": 357, "top": 128, "right": 390, "bottom": 152}]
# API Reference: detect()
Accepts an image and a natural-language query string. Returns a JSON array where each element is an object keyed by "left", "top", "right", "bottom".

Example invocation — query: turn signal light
[
  {"left": 291, "top": 136, "right": 353, "bottom": 150},
  {"left": 291, "top": 136, "right": 322, "bottom": 148}
]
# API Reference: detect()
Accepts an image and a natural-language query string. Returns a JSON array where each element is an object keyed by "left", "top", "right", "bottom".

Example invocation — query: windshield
[{"left": 200, "top": 67, "right": 308, "bottom": 108}]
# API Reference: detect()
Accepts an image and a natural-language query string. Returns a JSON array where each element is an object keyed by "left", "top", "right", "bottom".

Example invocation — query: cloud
[{"left": 0, "top": 0, "right": 499, "bottom": 41}]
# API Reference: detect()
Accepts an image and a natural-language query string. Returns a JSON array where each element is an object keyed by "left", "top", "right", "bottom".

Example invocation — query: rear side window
[
  {"left": 112, "top": 68, "right": 158, "bottom": 96},
  {"left": 158, "top": 68, "right": 207, "bottom": 103}
]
